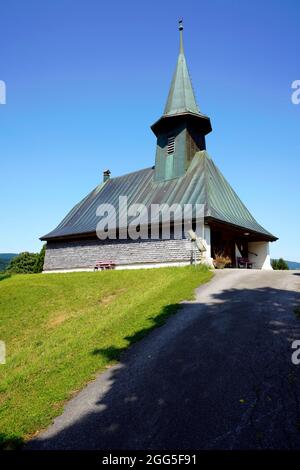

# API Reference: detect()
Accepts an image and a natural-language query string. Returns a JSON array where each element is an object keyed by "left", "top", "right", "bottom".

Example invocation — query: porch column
[
  {"left": 202, "top": 225, "right": 214, "bottom": 268},
  {"left": 248, "top": 241, "right": 273, "bottom": 270}
]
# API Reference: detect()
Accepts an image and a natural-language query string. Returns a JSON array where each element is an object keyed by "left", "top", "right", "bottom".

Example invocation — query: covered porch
[{"left": 204, "top": 220, "right": 275, "bottom": 270}]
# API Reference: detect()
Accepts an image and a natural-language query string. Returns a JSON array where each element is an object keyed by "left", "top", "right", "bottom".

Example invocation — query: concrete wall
[
  {"left": 44, "top": 237, "right": 194, "bottom": 271},
  {"left": 202, "top": 225, "right": 214, "bottom": 267},
  {"left": 248, "top": 241, "right": 273, "bottom": 270}
]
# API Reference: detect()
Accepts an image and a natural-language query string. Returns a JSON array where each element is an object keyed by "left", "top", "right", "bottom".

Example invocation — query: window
[{"left": 167, "top": 136, "right": 175, "bottom": 155}]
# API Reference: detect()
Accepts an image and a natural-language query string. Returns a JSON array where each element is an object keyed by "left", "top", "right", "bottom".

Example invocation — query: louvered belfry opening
[{"left": 167, "top": 136, "right": 175, "bottom": 155}]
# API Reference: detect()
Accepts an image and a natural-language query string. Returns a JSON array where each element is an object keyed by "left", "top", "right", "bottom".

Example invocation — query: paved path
[{"left": 27, "top": 270, "right": 300, "bottom": 450}]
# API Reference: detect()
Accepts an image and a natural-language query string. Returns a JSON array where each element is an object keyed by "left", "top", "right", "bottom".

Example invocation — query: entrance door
[{"left": 211, "top": 229, "right": 236, "bottom": 267}]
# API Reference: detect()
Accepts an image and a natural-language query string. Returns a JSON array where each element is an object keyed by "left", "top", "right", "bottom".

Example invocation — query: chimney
[{"left": 103, "top": 169, "right": 111, "bottom": 183}]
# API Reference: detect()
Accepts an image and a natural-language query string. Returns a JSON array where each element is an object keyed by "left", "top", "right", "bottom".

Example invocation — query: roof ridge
[{"left": 109, "top": 166, "right": 153, "bottom": 181}]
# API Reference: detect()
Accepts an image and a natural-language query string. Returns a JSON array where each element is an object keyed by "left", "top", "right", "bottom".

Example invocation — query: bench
[
  {"left": 94, "top": 260, "right": 116, "bottom": 271},
  {"left": 237, "top": 257, "right": 253, "bottom": 269}
]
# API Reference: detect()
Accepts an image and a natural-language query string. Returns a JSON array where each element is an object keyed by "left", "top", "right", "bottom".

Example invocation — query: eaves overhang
[
  {"left": 151, "top": 112, "right": 212, "bottom": 136},
  {"left": 205, "top": 216, "right": 278, "bottom": 242}
]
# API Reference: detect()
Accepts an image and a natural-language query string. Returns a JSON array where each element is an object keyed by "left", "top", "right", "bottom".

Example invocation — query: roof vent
[{"left": 103, "top": 169, "right": 111, "bottom": 182}]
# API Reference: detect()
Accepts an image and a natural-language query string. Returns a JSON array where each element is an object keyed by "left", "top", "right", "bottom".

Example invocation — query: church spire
[
  {"left": 151, "top": 21, "right": 212, "bottom": 182},
  {"left": 163, "top": 19, "right": 200, "bottom": 116}
]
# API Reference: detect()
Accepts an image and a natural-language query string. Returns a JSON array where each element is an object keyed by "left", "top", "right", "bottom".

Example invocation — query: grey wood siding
[{"left": 44, "top": 238, "right": 192, "bottom": 271}]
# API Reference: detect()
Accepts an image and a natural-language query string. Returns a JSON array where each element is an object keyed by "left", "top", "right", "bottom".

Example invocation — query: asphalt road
[{"left": 27, "top": 269, "right": 300, "bottom": 450}]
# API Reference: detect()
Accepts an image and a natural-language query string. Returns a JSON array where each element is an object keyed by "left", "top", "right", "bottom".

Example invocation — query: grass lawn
[{"left": 0, "top": 266, "right": 212, "bottom": 449}]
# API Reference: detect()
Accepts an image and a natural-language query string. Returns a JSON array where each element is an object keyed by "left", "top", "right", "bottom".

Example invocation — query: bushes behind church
[
  {"left": 271, "top": 258, "right": 289, "bottom": 270},
  {"left": 6, "top": 245, "right": 45, "bottom": 274}
]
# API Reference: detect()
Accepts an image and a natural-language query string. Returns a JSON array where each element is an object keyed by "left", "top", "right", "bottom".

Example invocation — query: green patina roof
[
  {"left": 41, "top": 151, "right": 277, "bottom": 241},
  {"left": 163, "top": 22, "right": 200, "bottom": 117},
  {"left": 41, "top": 23, "right": 276, "bottom": 243}
]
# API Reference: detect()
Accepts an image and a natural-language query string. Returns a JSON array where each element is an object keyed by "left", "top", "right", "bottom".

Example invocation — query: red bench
[
  {"left": 237, "top": 257, "right": 253, "bottom": 269},
  {"left": 94, "top": 260, "right": 116, "bottom": 271}
]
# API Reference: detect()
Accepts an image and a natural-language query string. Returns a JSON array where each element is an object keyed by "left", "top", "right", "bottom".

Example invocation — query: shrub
[
  {"left": 34, "top": 244, "right": 46, "bottom": 273},
  {"left": 6, "top": 252, "right": 39, "bottom": 274},
  {"left": 213, "top": 252, "right": 232, "bottom": 269},
  {"left": 272, "top": 258, "right": 289, "bottom": 270}
]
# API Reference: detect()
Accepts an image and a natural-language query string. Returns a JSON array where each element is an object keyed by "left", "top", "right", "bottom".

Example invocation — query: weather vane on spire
[{"left": 178, "top": 18, "right": 184, "bottom": 53}]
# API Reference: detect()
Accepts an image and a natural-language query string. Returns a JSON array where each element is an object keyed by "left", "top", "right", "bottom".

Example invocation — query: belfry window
[{"left": 167, "top": 136, "right": 175, "bottom": 155}]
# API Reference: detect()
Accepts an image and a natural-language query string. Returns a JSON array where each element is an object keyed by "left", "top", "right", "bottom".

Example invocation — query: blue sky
[{"left": 0, "top": 0, "right": 299, "bottom": 261}]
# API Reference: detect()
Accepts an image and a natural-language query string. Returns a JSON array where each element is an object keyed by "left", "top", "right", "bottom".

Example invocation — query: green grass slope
[{"left": 0, "top": 266, "right": 212, "bottom": 448}]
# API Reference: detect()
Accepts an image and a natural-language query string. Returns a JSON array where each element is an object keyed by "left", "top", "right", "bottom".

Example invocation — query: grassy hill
[
  {"left": 0, "top": 266, "right": 212, "bottom": 449},
  {"left": 0, "top": 253, "right": 17, "bottom": 272},
  {"left": 287, "top": 260, "right": 300, "bottom": 270}
]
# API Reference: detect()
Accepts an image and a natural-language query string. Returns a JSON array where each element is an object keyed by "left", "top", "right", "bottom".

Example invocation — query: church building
[{"left": 41, "top": 22, "right": 277, "bottom": 272}]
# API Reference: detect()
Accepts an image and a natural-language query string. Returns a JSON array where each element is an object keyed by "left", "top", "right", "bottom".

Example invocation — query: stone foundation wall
[{"left": 44, "top": 237, "right": 192, "bottom": 271}]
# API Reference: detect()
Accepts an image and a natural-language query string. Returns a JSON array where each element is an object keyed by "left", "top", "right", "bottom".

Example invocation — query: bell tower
[{"left": 151, "top": 20, "right": 212, "bottom": 182}]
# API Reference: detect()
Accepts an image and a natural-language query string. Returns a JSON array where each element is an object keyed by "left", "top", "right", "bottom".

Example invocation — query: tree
[
  {"left": 7, "top": 252, "right": 39, "bottom": 274},
  {"left": 34, "top": 244, "right": 46, "bottom": 273},
  {"left": 272, "top": 258, "right": 289, "bottom": 270}
]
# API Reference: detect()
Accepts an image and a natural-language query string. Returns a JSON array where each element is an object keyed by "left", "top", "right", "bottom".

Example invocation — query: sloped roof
[
  {"left": 41, "top": 152, "right": 276, "bottom": 241},
  {"left": 150, "top": 22, "right": 212, "bottom": 138},
  {"left": 164, "top": 27, "right": 200, "bottom": 116}
]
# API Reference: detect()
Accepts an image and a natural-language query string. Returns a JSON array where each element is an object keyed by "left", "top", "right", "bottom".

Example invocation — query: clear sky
[{"left": 0, "top": 0, "right": 299, "bottom": 261}]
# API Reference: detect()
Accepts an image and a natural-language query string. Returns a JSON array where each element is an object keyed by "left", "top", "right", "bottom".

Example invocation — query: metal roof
[
  {"left": 41, "top": 151, "right": 277, "bottom": 241},
  {"left": 150, "top": 21, "right": 212, "bottom": 139},
  {"left": 163, "top": 21, "right": 201, "bottom": 117}
]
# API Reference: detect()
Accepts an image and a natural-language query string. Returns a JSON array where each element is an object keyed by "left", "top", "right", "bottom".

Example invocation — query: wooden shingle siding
[{"left": 44, "top": 238, "right": 192, "bottom": 271}]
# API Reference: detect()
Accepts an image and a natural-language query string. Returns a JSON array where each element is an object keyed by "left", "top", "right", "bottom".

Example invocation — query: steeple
[
  {"left": 163, "top": 19, "right": 200, "bottom": 116},
  {"left": 151, "top": 20, "right": 212, "bottom": 182}
]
